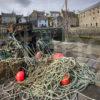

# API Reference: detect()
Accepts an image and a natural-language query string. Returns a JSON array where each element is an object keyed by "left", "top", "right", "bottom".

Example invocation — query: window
[
  {"left": 93, "top": 17, "right": 95, "bottom": 20},
  {"left": 96, "top": 23, "right": 98, "bottom": 27},
  {"left": 84, "top": 15, "right": 85, "bottom": 17},
  {"left": 84, "top": 13, "right": 85, "bottom": 17},
  {"left": 86, "top": 24, "right": 88, "bottom": 27},
  {"left": 98, "top": 10, "right": 99, "bottom": 13},
  {"left": 91, "top": 23, "right": 92, "bottom": 26},
  {"left": 90, "top": 12, "right": 91, "bottom": 15},
  {"left": 45, "top": 20, "right": 47, "bottom": 23},
  {"left": 93, "top": 11, "right": 95, "bottom": 14},
  {"left": 90, "top": 10, "right": 93, "bottom": 15}
]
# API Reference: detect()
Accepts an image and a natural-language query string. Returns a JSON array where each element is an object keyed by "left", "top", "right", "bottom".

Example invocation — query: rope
[
  {"left": 0, "top": 33, "right": 97, "bottom": 100},
  {"left": 0, "top": 57, "right": 96, "bottom": 100}
]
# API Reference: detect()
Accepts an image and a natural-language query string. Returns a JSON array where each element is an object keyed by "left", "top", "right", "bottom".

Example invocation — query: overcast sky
[{"left": 0, "top": 0, "right": 100, "bottom": 15}]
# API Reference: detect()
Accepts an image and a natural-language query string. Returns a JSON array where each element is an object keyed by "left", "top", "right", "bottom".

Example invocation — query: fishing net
[
  {"left": 0, "top": 50, "right": 12, "bottom": 60},
  {"left": 0, "top": 57, "right": 96, "bottom": 100},
  {"left": 0, "top": 33, "right": 96, "bottom": 100}
]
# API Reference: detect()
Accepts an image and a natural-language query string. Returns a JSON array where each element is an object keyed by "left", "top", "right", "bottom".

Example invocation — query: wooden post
[{"left": 64, "top": 0, "right": 68, "bottom": 41}]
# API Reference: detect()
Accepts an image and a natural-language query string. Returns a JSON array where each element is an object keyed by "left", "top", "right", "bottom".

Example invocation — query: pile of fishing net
[
  {"left": 0, "top": 49, "right": 12, "bottom": 60},
  {"left": 0, "top": 56, "right": 96, "bottom": 100},
  {"left": 0, "top": 33, "right": 96, "bottom": 100}
]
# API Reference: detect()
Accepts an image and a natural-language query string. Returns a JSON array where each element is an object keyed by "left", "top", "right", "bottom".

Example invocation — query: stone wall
[
  {"left": 78, "top": 6, "right": 100, "bottom": 27},
  {"left": 69, "top": 27, "right": 100, "bottom": 34}
]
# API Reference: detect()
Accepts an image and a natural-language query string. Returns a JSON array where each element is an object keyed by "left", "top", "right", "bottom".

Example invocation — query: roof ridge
[{"left": 80, "top": 1, "right": 100, "bottom": 13}]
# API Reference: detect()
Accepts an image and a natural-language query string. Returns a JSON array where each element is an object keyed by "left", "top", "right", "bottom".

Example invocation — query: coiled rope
[{"left": 0, "top": 57, "right": 96, "bottom": 100}]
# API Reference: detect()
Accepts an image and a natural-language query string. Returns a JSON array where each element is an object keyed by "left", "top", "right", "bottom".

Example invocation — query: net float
[
  {"left": 35, "top": 51, "right": 42, "bottom": 60},
  {"left": 53, "top": 53, "right": 64, "bottom": 60},
  {"left": 60, "top": 74, "right": 70, "bottom": 86},
  {"left": 15, "top": 71, "right": 25, "bottom": 82}
]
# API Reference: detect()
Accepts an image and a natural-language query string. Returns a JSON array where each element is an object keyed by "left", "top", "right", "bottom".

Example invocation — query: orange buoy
[{"left": 60, "top": 74, "right": 70, "bottom": 86}]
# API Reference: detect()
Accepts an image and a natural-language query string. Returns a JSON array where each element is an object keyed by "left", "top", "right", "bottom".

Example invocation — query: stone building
[
  {"left": 78, "top": 2, "right": 100, "bottom": 27},
  {"left": 61, "top": 10, "right": 79, "bottom": 28},
  {"left": 52, "top": 16, "right": 63, "bottom": 28},
  {"left": 1, "top": 12, "right": 16, "bottom": 24},
  {"left": 47, "top": 10, "right": 78, "bottom": 28},
  {"left": 49, "top": 11, "right": 61, "bottom": 27},
  {"left": 29, "top": 10, "right": 48, "bottom": 28}
]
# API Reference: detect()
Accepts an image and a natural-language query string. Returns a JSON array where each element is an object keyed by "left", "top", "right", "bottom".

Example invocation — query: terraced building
[{"left": 78, "top": 2, "right": 100, "bottom": 28}]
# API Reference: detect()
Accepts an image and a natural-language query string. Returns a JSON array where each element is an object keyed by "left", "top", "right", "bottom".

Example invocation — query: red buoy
[
  {"left": 15, "top": 71, "right": 25, "bottom": 82},
  {"left": 35, "top": 51, "right": 42, "bottom": 60},
  {"left": 60, "top": 74, "right": 70, "bottom": 86},
  {"left": 53, "top": 53, "right": 64, "bottom": 60}
]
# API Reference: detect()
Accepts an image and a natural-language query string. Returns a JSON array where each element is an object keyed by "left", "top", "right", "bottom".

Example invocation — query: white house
[
  {"left": 19, "top": 17, "right": 27, "bottom": 23},
  {"left": 37, "top": 17, "right": 48, "bottom": 28}
]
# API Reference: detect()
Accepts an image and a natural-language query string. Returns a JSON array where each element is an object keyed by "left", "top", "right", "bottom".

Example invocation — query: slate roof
[
  {"left": 38, "top": 16, "right": 47, "bottom": 20},
  {"left": 80, "top": 2, "right": 100, "bottom": 13},
  {"left": 2, "top": 12, "right": 16, "bottom": 17},
  {"left": 50, "top": 11, "right": 60, "bottom": 14}
]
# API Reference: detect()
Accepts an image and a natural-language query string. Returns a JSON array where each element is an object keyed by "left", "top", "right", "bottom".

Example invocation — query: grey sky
[{"left": 0, "top": 0, "right": 100, "bottom": 15}]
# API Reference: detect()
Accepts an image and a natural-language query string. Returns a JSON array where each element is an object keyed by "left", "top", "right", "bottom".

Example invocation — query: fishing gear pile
[
  {"left": 0, "top": 33, "right": 97, "bottom": 100},
  {"left": 0, "top": 56, "right": 96, "bottom": 100}
]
